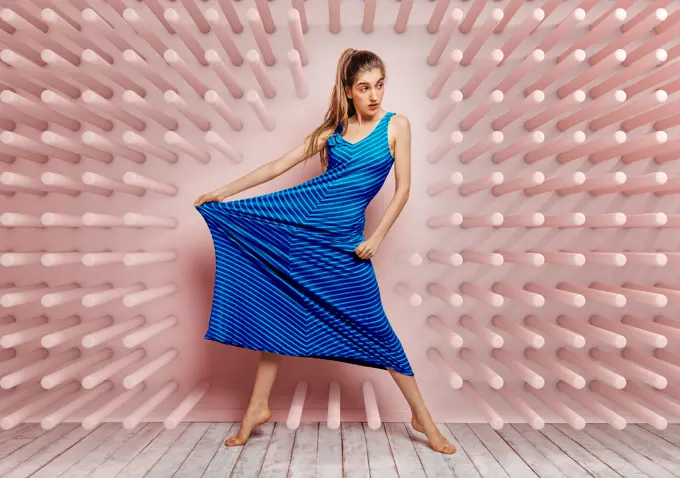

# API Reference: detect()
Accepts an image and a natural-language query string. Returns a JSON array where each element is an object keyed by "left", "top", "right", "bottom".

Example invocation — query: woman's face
[{"left": 346, "top": 68, "right": 385, "bottom": 116}]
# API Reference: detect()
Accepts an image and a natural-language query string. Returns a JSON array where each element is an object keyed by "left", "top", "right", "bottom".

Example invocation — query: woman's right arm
[{"left": 195, "top": 129, "right": 332, "bottom": 205}]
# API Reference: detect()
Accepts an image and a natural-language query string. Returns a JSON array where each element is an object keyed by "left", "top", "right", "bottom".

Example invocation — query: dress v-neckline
[{"left": 339, "top": 112, "right": 390, "bottom": 146}]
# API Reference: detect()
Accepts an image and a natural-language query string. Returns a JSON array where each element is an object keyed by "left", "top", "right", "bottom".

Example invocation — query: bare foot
[
  {"left": 224, "top": 402, "right": 272, "bottom": 446},
  {"left": 411, "top": 413, "right": 456, "bottom": 454}
]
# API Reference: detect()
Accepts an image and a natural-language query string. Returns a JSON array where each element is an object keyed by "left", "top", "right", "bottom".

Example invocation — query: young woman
[{"left": 194, "top": 48, "right": 455, "bottom": 455}]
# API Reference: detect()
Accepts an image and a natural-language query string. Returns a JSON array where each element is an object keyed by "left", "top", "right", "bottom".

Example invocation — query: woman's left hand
[{"left": 355, "top": 236, "right": 382, "bottom": 259}]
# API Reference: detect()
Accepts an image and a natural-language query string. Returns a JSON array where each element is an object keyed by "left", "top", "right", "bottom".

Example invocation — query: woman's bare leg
[
  {"left": 225, "top": 351, "right": 282, "bottom": 446},
  {"left": 386, "top": 368, "right": 456, "bottom": 454}
]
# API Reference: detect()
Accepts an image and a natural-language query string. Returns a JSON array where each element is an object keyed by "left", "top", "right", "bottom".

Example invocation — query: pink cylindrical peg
[
  {"left": 622, "top": 252, "right": 667, "bottom": 267},
  {"left": 123, "top": 251, "right": 178, "bottom": 266},
  {"left": 82, "top": 130, "right": 144, "bottom": 163},
  {"left": 499, "top": 7, "right": 544, "bottom": 62},
  {"left": 526, "top": 348, "right": 586, "bottom": 389},
  {"left": 497, "top": 386, "right": 544, "bottom": 430},
  {"left": 496, "top": 250, "right": 544, "bottom": 266},
  {"left": 525, "top": 315, "right": 585, "bottom": 348},
  {"left": 123, "top": 284, "right": 178, "bottom": 307},
  {"left": 163, "top": 49, "right": 209, "bottom": 97},
  {"left": 426, "top": 316, "right": 463, "bottom": 349},
  {"left": 164, "top": 381, "right": 211, "bottom": 429},
  {"left": 580, "top": 251, "right": 626, "bottom": 267},
  {"left": 460, "top": 213, "right": 503, "bottom": 229},
  {"left": 492, "top": 172, "right": 543, "bottom": 196},
  {"left": 592, "top": 9, "right": 667, "bottom": 65},
  {"left": 525, "top": 172, "right": 585, "bottom": 196},
  {"left": 205, "top": 131, "right": 242, "bottom": 163},
  {"left": 41, "top": 90, "right": 113, "bottom": 131},
  {"left": 123, "top": 381, "right": 178, "bottom": 429},
  {"left": 427, "top": 8, "right": 463, "bottom": 66},
  {"left": 121, "top": 8, "right": 168, "bottom": 57},
  {"left": 83, "top": 349, "right": 146, "bottom": 390},
  {"left": 525, "top": 383, "right": 585, "bottom": 429},
  {"left": 558, "top": 315, "right": 625, "bottom": 348},
  {"left": 570, "top": 7, "right": 627, "bottom": 57},
  {"left": 557, "top": 282, "right": 626, "bottom": 307},
  {"left": 460, "top": 284, "right": 504, "bottom": 308},
  {"left": 82, "top": 316, "right": 145, "bottom": 348},
  {"left": 498, "top": 213, "right": 544, "bottom": 228},
  {"left": 426, "top": 282, "right": 461, "bottom": 307},
  {"left": 177, "top": 0, "right": 210, "bottom": 33},
  {"left": 163, "top": 131, "right": 210, "bottom": 163},
  {"left": 81, "top": 90, "right": 146, "bottom": 131},
  {"left": 459, "top": 130, "right": 503, "bottom": 164},
  {"left": 557, "top": 381, "right": 626, "bottom": 430},
  {"left": 461, "top": 381, "right": 504, "bottom": 429},
  {"left": 82, "top": 383, "right": 146, "bottom": 430},
  {"left": 558, "top": 50, "right": 626, "bottom": 99},
  {"left": 123, "top": 49, "right": 175, "bottom": 93},
  {"left": 525, "top": 50, "right": 585, "bottom": 97},
  {"left": 123, "top": 316, "right": 179, "bottom": 349},
  {"left": 41, "top": 48, "right": 112, "bottom": 99},
  {"left": 80, "top": 49, "right": 145, "bottom": 97},
  {"left": 122, "top": 348, "right": 179, "bottom": 389},
  {"left": 41, "top": 348, "right": 113, "bottom": 390},
  {"left": 394, "top": 0, "right": 414, "bottom": 33},
  {"left": 538, "top": 252, "right": 585, "bottom": 266},
  {"left": 558, "top": 172, "right": 626, "bottom": 196},
  {"left": 327, "top": 381, "right": 340, "bottom": 430},
  {"left": 427, "top": 52, "right": 463, "bottom": 100},
  {"left": 42, "top": 315, "right": 113, "bottom": 349},
  {"left": 557, "top": 89, "right": 626, "bottom": 131},
  {"left": 1, "top": 315, "right": 79, "bottom": 348},
  {"left": 246, "top": 90, "right": 275, "bottom": 131},
  {"left": 427, "top": 131, "right": 463, "bottom": 163},
  {"left": 461, "top": 49, "right": 505, "bottom": 99},
  {"left": 362, "top": 381, "right": 380, "bottom": 430},
  {"left": 459, "top": 89, "right": 504, "bottom": 131},
  {"left": 592, "top": 282, "right": 667, "bottom": 307},
  {"left": 593, "top": 132, "right": 667, "bottom": 165},
  {"left": 123, "top": 131, "right": 178, "bottom": 164},
  {"left": 591, "top": 348, "right": 666, "bottom": 389},
  {"left": 492, "top": 130, "right": 544, "bottom": 164},
  {"left": 592, "top": 49, "right": 667, "bottom": 100},
  {"left": 204, "top": 50, "right": 243, "bottom": 99},
  {"left": 492, "top": 283, "right": 544, "bottom": 308},
  {"left": 590, "top": 380, "right": 667, "bottom": 429},
  {"left": 426, "top": 212, "right": 463, "bottom": 229},
  {"left": 1, "top": 347, "right": 80, "bottom": 389},
  {"left": 426, "top": 250, "right": 463, "bottom": 267},
  {"left": 460, "top": 250, "right": 503, "bottom": 266},
  {"left": 591, "top": 315, "right": 666, "bottom": 348},
  {"left": 164, "top": 91, "right": 211, "bottom": 131},
  {"left": 0, "top": 381, "right": 80, "bottom": 430},
  {"left": 459, "top": 172, "right": 503, "bottom": 196},
  {"left": 623, "top": 348, "right": 677, "bottom": 383},
  {"left": 625, "top": 314, "right": 680, "bottom": 342},
  {"left": 584, "top": 213, "right": 627, "bottom": 228},
  {"left": 0, "top": 95, "right": 48, "bottom": 131},
  {"left": 525, "top": 284, "right": 584, "bottom": 307},
  {"left": 397, "top": 282, "right": 424, "bottom": 307},
  {"left": 328, "top": 0, "right": 340, "bottom": 33},
  {"left": 493, "top": 349, "right": 544, "bottom": 389},
  {"left": 164, "top": 8, "right": 208, "bottom": 67},
  {"left": 247, "top": 8, "right": 274, "bottom": 66},
  {"left": 287, "top": 49, "right": 308, "bottom": 97},
  {"left": 459, "top": 315, "right": 504, "bottom": 347},
  {"left": 525, "top": 90, "right": 586, "bottom": 130},
  {"left": 460, "top": 348, "right": 503, "bottom": 389},
  {"left": 362, "top": 0, "right": 377, "bottom": 34},
  {"left": 493, "top": 89, "right": 545, "bottom": 131},
  {"left": 427, "top": 348, "right": 463, "bottom": 388},
  {"left": 541, "top": 214, "right": 586, "bottom": 228},
  {"left": 592, "top": 89, "right": 667, "bottom": 131},
  {"left": 81, "top": 7, "right": 135, "bottom": 54},
  {"left": 287, "top": 9, "right": 308, "bottom": 66},
  {"left": 460, "top": 9, "right": 504, "bottom": 66},
  {"left": 426, "top": 0, "right": 450, "bottom": 34},
  {"left": 204, "top": 90, "right": 243, "bottom": 130},
  {"left": 123, "top": 90, "right": 178, "bottom": 130},
  {"left": 426, "top": 172, "right": 464, "bottom": 196},
  {"left": 203, "top": 9, "right": 242, "bottom": 66},
  {"left": 246, "top": 49, "right": 276, "bottom": 98},
  {"left": 624, "top": 381, "right": 680, "bottom": 426},
  {"left": 427, "top": 90, "right": 464, "bottom": 128},
  {"left": 82, "top": 283, "right": 145, "bottom": 308},
  {"left": 491, "top": 315, "right": 544, "bottom": 347},
  {"left": 557, "top": 347, "right": 626, "bottom": 389}
]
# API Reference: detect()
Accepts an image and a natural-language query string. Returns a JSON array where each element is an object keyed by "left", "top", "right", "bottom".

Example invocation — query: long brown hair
[{"left": 302, "top": 48, "right": 386, "bottom": 171}]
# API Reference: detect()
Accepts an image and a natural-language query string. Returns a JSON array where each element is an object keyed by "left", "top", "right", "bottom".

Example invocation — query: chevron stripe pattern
[{"left": 195, "top": 111, "right": 414, "bottom": 376}]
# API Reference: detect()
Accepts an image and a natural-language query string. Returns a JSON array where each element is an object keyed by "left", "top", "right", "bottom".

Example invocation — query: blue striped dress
[{"left": 195, "top": 111, "right": 414, "bottom": 376}]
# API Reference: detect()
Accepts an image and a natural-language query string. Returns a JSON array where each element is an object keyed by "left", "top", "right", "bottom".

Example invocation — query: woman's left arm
[{"left": 355, "top": 115, "right": 411, "bottom": 259}]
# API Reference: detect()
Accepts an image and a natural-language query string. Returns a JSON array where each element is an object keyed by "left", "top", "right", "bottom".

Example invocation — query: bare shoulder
[{"left": 388, "top": 114, "right": 410, "bottom": 156}]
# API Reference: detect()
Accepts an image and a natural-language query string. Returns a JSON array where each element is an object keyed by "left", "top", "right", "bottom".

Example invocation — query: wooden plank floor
[{"left": 0, "top": 421, "right": 678, "bottom": 477}]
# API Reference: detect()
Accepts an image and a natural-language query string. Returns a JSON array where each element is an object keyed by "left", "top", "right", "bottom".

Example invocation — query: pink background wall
[{"left": 1, "top": 0, "right": 680, "bottom": 431}]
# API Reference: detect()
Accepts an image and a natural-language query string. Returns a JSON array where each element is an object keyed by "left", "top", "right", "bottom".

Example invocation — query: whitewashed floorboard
[{"left": 3, "top": 421, "right": 680, "bottom": 476}]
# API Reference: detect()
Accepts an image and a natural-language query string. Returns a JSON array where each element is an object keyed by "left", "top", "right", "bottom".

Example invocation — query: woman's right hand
[{"left": 193, "top": 189, "right": 227, "bottom": 206}]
